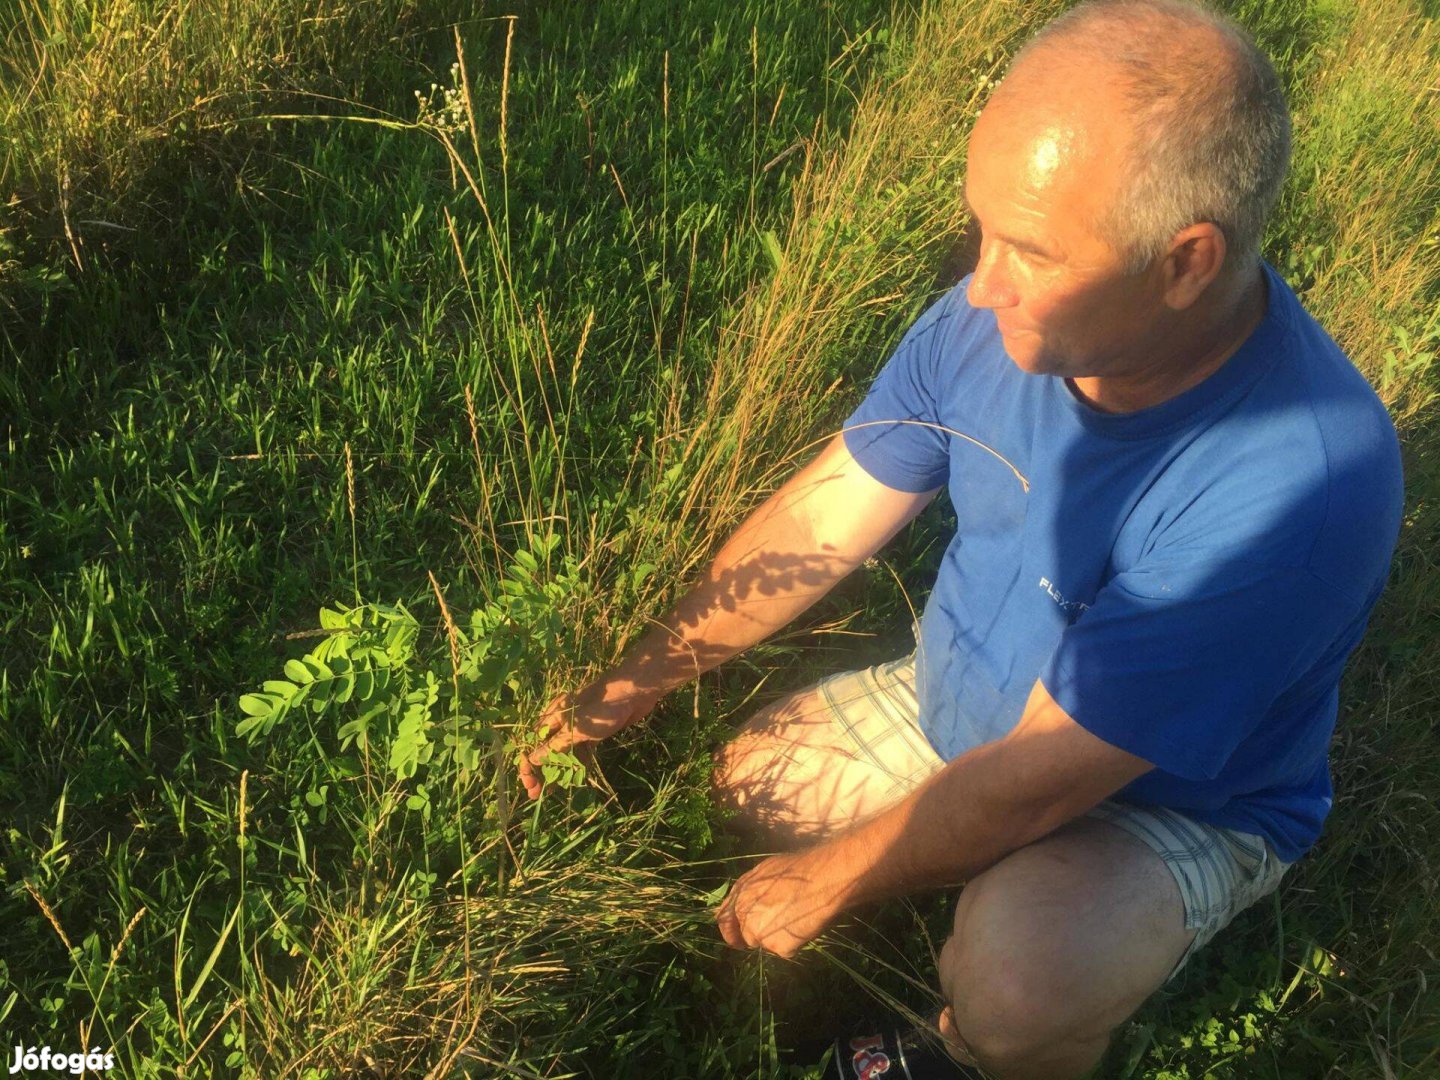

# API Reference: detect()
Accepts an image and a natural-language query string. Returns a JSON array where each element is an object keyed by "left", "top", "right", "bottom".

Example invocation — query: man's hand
[
  {"left": 519, "top": 677, "right": 661, "bottom": 800},
  {"left": 715, "top": 847, "right": 850, "bottom": 958}
]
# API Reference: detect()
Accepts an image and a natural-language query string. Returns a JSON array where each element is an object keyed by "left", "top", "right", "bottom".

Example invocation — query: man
[{"left": 520, "top": 1, "right": 1404, "bottom": 1076}]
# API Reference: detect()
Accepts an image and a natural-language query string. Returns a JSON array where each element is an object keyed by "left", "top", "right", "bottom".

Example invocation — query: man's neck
[{"left": 1070, "top": 265, "right": 1269, "bottom": 415}]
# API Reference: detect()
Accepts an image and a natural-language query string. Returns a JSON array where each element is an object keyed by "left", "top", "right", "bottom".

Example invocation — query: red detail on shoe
[{"left": 848, "top": 1036, "right": 892, "bottom": 1080}]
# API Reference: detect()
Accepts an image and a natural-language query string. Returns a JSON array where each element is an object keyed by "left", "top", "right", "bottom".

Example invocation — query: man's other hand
[
  {"left": 518, "top": 678, "right": 661, "bottom": 800},
  {"left": 715, "top": 848, "right": 846, "bottom": 958}
]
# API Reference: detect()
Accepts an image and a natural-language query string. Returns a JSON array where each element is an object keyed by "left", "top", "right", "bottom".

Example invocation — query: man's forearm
[
  {"left": 612, "top": 503, "right": 857, "bottom": 697},
  {"left": 816, "top": 741, "right": 1068, "bottom": 906},
  {"left": 714, "top": 741, "right": 1072, "bottom": 958}
]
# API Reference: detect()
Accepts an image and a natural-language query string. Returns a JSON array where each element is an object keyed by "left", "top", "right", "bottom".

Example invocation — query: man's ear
[{"left": 1161, "top": 222, "right": 1228, "bottom": 311}]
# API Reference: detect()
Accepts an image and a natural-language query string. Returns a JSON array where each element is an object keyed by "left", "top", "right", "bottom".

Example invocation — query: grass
[
  {"left": 0, "top": 0, "right": 457, "bottom": 281},
  {"left": 2, "top": 0, "right": 1439, "bottom": 1076}
]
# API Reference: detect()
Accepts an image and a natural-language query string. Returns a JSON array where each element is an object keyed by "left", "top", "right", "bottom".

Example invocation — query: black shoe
[{"left": 825, "top": 1023, "right": 984, "bottom": 1079}]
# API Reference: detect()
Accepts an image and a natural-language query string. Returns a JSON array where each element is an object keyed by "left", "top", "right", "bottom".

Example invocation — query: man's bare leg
[
  {"left": 711, "top": 675, "right": 930, "bottom": 849},
  {"left": 935, "top": 816, "right": 1197, "bottom": 1079}
]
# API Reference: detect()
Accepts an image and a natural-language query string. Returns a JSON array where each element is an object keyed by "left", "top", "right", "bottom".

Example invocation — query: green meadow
[{"left": 2, "top": 0, "right": 1437, "bottom": 1075}]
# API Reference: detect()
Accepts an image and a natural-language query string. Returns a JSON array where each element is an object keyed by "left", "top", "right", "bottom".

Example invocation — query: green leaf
[
  {"left": 352, "top": 669, "right": 375, "bottom": 702},
  {"left": 759, "top": 228, "right": 784, "bottom": 272},
  {"left": 238, "top": 693, "right": 276, "bottom": 717},
  {"left": 701, "top": 882, "right": 731, "bottom": 905},
  {"left": 336, "top": 718, "right": 365, "bottom": 750},
  {"left": 263, "top": 680, "right": 299, "bottom": 699},
  {"left": 182, "top": 901, "right": 242, "bottom": 1012},
  {"left": 319, "top": 606, "right": 348, "bottom": 630},
  {"left": 473, "top": 654, "right": 507, "bottom": 695},
  {"left": 285, "top": 659, "right": 313, "bottom": 684},
  {"left": 330, "top": 755, "right": 362, "bottom": 779},
  {"left": 313, "top": 632, "right": 353, "bottom": 663}
]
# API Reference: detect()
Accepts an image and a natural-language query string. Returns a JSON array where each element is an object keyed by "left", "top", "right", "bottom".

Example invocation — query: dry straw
[{"left": 25, "top": 880, "right": 73, "bottom": 951}]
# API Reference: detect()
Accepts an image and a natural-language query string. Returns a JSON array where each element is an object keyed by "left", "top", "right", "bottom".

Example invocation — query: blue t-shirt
[{"left": 842, "top": 261, "right": 1402, "bottom": 863}]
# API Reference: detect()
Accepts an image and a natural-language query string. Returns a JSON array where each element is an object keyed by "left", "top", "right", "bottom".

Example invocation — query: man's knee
[
  {"left": 709, "top": 736, "right": 759, "bottom": 829},
  {"left": 708, "top": 725, "right": 825, "bottom": 849},
  {"left": 707, "top": 682, "right": 878, "bottom": 849},
  {"left": 935, "top": 826, "right": 1195, "bottom": 1070},
  {"left": 938, "top": 888, "right": 1083, "bottom": 1065}
]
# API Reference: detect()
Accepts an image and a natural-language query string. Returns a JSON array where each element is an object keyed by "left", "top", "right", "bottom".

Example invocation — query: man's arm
[
  {"left": 610, "top": 433, "right": 942, "bottom": 697},
  {"left": 716, "top": 678, "right": 1155, "bottom": 956},
  {"left": 520, "top": 434, "right": 942, "bottom": 797}
]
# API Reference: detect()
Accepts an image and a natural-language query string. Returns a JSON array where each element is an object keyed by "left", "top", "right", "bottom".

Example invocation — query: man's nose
[{"left": 966, "top": 239, "right": 1018, "bottom": 310}]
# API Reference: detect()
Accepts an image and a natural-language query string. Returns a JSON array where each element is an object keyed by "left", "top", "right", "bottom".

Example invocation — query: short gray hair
[{"left": 1005, "top": 0, "right": 1291, "bottom": 279}]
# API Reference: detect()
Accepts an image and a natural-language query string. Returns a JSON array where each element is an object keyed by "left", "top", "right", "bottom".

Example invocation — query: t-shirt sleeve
[
  {"left": 841, "top": 286, "right": 960, "bottom": 493},
  {"left": 1038, "top": 556, "right": 1362, "bottom": 781}
]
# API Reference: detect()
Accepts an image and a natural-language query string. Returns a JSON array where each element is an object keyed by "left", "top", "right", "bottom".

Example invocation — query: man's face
[{"left": 962, "top": 85, "right": 1168, "bottom": 379}]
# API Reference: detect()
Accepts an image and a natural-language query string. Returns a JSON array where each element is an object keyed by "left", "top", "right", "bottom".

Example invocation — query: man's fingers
[
  {"left": 716, "top": 898, "right": 746, "bottom": 950},
  {"left": 519, "top": 692, "right": 578, "bottom": 802},
  {"left": 517, "top": 753, "right": 543, "bottom": 801},
  {"left": 716, "top": 882, "right": 763, "bottom": 951},
  {"left": 520, "top": 740, "right": 562, "bottom": 802},
  {"left": 538, "top": 691, "right": 574, "bottom": 735},
  {"left": 768, "top": 933, "right": 802, "bottom": 960},
  {"left": 714, "top": 862, "right": 818, "bottom": 958}
]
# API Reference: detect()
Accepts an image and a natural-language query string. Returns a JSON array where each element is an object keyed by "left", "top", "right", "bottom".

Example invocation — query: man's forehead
[
  {"left": 962, "top": 93, "right": 1124, "bottom": 259},
  {"left": 966, "top": 82, "right": 1123, "bottom": 198},
  {"left": 975, "top": 60, "right": 1127, "bottom": 154},
  {"left": 970, "top": 121, "right": 1075, "bottom": 186},
  {"left": 966, "top": 116, "right": 1099, "bottom": 210}
]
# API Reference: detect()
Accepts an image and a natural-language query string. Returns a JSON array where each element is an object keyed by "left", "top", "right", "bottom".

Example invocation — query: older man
[{"left": 521, "top": 1, "right": 1403, "bottom": 1076}]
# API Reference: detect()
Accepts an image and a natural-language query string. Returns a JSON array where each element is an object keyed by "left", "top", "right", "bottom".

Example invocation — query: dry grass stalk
[
  {"left": 499, "top": 15, "right": 515, "bottom": 172},
  {"left": 111, "top": 905, "right": 149, "bottom": 964},
  {"left": 25, "top": 879, "right": 73, "bottom": 951},
  {"left": 427, "top": 570, "right": 463, "bottom": 694},
  {"left": 238, "top": 769, "right": 249, "bottom": 838},
  {"left": 344, "top": 443, "right": 356, "bottom": 522}
]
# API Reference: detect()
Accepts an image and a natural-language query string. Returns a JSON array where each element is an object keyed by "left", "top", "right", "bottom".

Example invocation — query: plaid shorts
[{"left": 813, "top": 650, "right": 1294, "bottom": 984}]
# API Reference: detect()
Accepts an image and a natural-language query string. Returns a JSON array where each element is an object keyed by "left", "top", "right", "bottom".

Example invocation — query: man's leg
[
  {"left": 712, "top": 655, "right": 941, "bottom": 850},
  {"left": 935, "top": 815, "right": 1198, "bottom": 1080}
]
